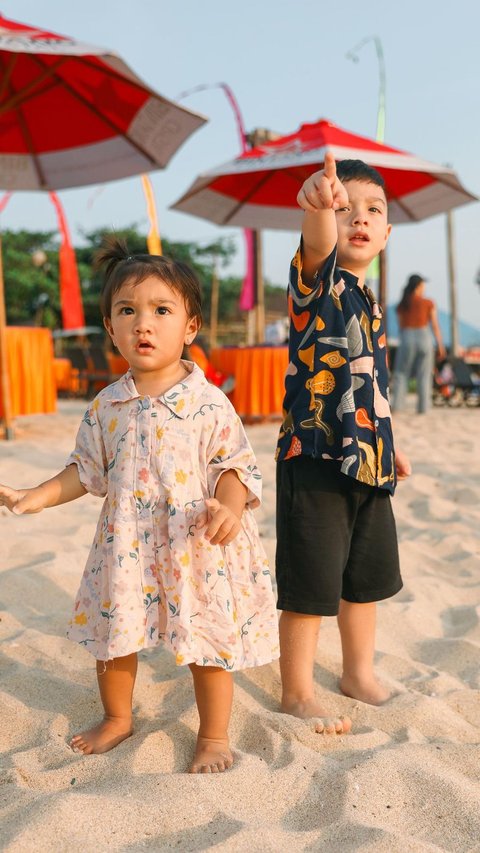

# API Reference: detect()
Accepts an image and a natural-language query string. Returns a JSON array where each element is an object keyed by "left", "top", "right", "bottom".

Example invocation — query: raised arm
[
  {"left": 298, "top": 153, "right": 349, "bottom": 282},
  {"left": 0, "top": 464, "right": 87, "bottom": 515}
]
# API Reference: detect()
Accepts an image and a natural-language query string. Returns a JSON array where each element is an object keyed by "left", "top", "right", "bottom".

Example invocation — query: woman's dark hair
[
  {"left": 96, "top": 237, "right": 202, "bottom": 323},
  {"left": 336, "top": 159, "right": 386, "bottom": 190},
  {"left": 397, "top": 274, "right": 425, "bottom": 314}
]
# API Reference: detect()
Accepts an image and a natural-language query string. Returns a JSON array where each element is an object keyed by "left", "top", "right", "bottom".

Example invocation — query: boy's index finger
[{"left": 323, "top": 152, "right": 337, "bottom": 182}]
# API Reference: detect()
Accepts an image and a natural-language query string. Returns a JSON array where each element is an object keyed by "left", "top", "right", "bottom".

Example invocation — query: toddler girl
[{"left": 0, "top": 240, "right": 279, "bottom": 773}]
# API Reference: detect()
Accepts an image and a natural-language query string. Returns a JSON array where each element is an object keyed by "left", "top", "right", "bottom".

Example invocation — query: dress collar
[{"left": 102, "top": 360, "right": 209, "bottom": 419}]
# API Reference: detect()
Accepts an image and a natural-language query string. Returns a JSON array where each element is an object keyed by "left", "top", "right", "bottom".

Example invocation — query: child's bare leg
[
  {"left": 279, "top": 611, "right": 351, "bottom": 733},
  {"left": 189, "top": 663, "right": 234, "bottom": 773},
  {"left": 338, "top": 600, "right": 390, "bottom": 704},
  {"left": 70, "top": 653, "right": 137, "bottom": 754}
]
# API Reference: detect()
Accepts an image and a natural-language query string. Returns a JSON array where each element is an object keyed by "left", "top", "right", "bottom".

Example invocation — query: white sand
[{"left": 1, "top": 399, "right": 479, "bottom": 852}]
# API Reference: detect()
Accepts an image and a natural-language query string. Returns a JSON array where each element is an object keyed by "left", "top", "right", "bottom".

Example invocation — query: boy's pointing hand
[{"left": 297, "top": 152, "right": 349, "bottom": 212}]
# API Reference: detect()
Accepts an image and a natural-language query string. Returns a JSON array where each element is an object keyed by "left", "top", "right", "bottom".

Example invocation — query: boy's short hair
[
  {"left": 336, "top": 159, "right": 386, "bottom": 190},
  {"left": 96, "top": 237, "right": 202, "bottom": 323}
]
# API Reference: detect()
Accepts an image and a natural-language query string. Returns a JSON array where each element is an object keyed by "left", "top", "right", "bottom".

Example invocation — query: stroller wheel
[{"left": 447, "top": 389, "right": 463, "bottom": 407}]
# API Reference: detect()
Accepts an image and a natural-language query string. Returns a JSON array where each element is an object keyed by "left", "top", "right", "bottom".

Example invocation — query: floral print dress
[{"left": 66, "top": 362, "right": 279, "bottom": 669}]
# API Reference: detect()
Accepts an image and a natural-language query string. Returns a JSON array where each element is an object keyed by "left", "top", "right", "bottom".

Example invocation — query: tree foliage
[{"left": 2, "top": 224, "right": 286, "bottom": 329}]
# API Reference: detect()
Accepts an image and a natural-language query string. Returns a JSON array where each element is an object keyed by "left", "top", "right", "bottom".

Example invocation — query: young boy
[{"left": 275, "top": 154, "right": 411, "bottom": 734}]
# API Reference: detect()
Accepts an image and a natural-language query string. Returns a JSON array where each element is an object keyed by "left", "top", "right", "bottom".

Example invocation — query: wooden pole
[
  {"left": 446, "top": 211, "right": 459, "bottom": 356},
  {"left": 209, "top": 255, "right": 219, "bottom": 350},
  {"left": 0, "top": 236, "right": 14, "bottom": 439},
  {"left": 378, "top": 248, "right": 387, "bottom": 336},
  {"left": 254, "top": 230, "right": 265, "bottom": 344}
]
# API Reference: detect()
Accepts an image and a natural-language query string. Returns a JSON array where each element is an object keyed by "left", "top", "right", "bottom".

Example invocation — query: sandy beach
[{"left": 1, "top": 398, "right": 479, "bottom": 852}]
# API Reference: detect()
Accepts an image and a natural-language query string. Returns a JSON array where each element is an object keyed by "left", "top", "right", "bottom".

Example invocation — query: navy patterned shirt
[{"left": 276, "top": 245, "right": 396, "bottom": 494}]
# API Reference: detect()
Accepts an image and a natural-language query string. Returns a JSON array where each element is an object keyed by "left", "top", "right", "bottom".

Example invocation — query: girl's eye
[{"left": 155, "top": 306, "right": 169, "bottom": 315}]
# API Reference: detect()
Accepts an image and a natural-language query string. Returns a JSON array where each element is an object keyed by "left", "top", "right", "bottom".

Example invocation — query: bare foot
[
  {"left": 281, "top": 697, "right": 352, "bottom": 734},
  {"left": 339, "top": 674, "right": 391, "bottom": 706},
  {"left": 189, "top": 735, "right": 234, "bottom": 774},
  {"left": 70, "top": 717, "right": 133, "bottom": 755}
]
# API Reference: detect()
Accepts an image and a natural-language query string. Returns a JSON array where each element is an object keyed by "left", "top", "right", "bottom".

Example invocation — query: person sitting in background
[{"left": 391, "top": 274, "right": 446, "bottom": 414}]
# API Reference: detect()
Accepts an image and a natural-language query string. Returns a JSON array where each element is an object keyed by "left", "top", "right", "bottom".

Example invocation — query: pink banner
[{"left": 239, "top": 228, "right": 256, "bottom": 311}]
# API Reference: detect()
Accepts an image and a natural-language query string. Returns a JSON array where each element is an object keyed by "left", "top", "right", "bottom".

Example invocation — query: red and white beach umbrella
[
  {"left": 0, "top": 14, "right": 206, "bottom": 189},
  {"left": 0, "top": 12, "right": 206, "bottom": 438},
  {"left": 171, "top": 118, "right": 476, "bottom": 229}
]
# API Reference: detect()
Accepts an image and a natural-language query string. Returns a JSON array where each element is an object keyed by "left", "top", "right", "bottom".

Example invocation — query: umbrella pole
[
  {"left": 0, "top": 236, "right": 14, "bottom": 439},
  {"left": 379, "top": 248, "right": 387, "bottom": 335},
  {"left": 254, "top": 231, "right": 265, "bottom": 344},
  {"left": 209, "top": 255, "right": 219, "bottom": 350},
  {"left": 446, "top": 212, "right": 459, "bottom": 356}
]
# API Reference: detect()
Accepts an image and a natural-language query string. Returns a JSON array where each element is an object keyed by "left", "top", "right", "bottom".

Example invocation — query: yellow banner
[{"left": 141, "top": 175, "right": 162, "bottom": 255}]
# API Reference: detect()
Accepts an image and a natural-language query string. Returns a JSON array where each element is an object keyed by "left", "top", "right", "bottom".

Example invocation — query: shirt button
[
  {"left": 374, "top": 419, "right": 379, "bottom": 428},
  {"left": 375, "top": 369, "right": 379, "bottom": 377}
]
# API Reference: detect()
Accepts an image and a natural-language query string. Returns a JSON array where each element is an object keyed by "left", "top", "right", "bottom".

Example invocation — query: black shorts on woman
[{"left": 275, "top": 245, "right": 402, "bottom": 617}]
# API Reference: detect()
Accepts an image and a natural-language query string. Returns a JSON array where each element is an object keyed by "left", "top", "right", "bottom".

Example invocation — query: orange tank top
[{"left": 397, "top": 294, "right": 433, "bottom": 329}]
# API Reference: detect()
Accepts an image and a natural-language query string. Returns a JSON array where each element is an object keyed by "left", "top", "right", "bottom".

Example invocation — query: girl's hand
[
  {"left": 195, "top": 497, "right": 242, "bottom": 546},
  {"left": 0, "top": 484, "right": 47, "bottom": 514},
  {"left": 297, "top": 152, "right": 349, "bottom": 213},
  {"left": 395, "top": 449, "right": 412, "bottom": 481}
]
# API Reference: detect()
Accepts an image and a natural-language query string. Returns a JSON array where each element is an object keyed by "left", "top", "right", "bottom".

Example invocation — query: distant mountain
[{"left": 386, "top": 306, "right": 480, "bottom": 348}]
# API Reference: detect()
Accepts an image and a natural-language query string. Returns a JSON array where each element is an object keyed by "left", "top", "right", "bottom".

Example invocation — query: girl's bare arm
[{"left": 0, "top": 464, "right": 87, "bottom": 515}]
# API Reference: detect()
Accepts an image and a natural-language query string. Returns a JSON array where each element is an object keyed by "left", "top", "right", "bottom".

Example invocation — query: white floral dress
[{"left": 66, "top": 362, "right": 279, "bottom": 669}]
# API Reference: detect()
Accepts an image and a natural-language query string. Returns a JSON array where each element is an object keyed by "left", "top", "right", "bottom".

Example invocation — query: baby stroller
[{"left": 433, "top": 356, "right": 480, "bottom": 407}]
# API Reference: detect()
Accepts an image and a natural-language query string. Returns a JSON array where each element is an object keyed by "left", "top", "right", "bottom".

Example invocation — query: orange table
[
  {"left": 0, "top": 327, "right": 57, "bottom": 418},
  {"left": 54, "top": 357, "right": 75, "bottom": 392},
  {"left": 210, "top": 346, "right": 288, "bottom": 418}
]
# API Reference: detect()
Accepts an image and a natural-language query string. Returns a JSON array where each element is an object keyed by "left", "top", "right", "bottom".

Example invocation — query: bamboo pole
[
  {"left": 254, "top": 230, "right": 265, "bottom": 344},
  {"left": 446, "top": 211, "right": 459, "bottom": 356},
  {"left": 209, "top": 255, "right": 219, "bottom": 350}
]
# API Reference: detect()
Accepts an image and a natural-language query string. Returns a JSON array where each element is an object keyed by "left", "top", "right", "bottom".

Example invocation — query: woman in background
[{"left": 391, "top": 274, "right": 446, "bottom": 414}]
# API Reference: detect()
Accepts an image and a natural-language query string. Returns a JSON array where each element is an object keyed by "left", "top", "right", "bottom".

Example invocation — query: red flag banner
[{"left": 49, "top": 192, "right": 85, "bottom": 329}]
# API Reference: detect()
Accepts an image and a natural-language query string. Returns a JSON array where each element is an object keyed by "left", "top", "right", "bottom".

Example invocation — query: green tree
[{"left": 2, "top": 230, "right": 60, "bottom": 326}]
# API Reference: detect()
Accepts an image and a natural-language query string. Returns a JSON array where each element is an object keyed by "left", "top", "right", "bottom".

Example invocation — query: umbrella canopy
[
  {"left": 0, "top": 12, "right": 206, "bottom": 438},
  {"left": 171, "top": 118, "right": 477, "bottom": 229},
  {"left": 0, "top": 13, "right": 206, "bottom": 189}
]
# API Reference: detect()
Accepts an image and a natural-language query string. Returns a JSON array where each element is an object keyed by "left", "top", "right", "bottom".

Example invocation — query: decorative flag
[
  {"left": 0, "top": 192, "right": 12, "bottom": 213},
  {"left": 239, "top": 229, "right": 256, "bottom": 310},
  {"left": 49, "top": 192, "right": 85, "bottom": 329},
  {"left": 141, "top": 175, "right": 162, "bottom": 255}
]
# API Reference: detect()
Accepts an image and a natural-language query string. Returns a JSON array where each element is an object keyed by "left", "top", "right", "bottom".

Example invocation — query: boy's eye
[
  {"left": 119, "top": 306, "right": 134, "bottom": 315},
  {"left": 369, "top": 206, "right": 381, "bottom": 213},
  {"left": 336, "top": 206, "right": 350, "bottom": 213}
]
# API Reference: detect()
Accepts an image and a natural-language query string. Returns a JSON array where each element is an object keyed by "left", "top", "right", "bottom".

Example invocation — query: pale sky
[{"left": 2, "top": 0, "right": 480, "bottom": 326}]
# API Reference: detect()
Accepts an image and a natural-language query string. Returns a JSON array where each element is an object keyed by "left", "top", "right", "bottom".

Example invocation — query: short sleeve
[
  {"left": 206, "top": 398, "right": 262, "bottom": 508},
  {"left": 65, "top": 399, "right": 108, "bottom": 497},
  {"left": 289, "top": 241, "right": 337, "bottom": 301}
]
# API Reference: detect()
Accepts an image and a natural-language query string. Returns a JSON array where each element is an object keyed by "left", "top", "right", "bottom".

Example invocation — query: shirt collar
[
  {"left": 339, "top": 266, "right": 383, "bottom": 318},
  {"left": 102, "top": 360, "right": 209, "bottom": 419}
]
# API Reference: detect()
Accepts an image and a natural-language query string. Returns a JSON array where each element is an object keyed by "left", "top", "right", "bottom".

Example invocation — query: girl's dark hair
[
  {"left": 96, "top": 237, "right": 202, "bottom": 323},
  {"left": 397, "top": 274, "right": 424, "bottom": 314},
  {"left": 336, "top": 159, "right": 386, "bottom": 190}
]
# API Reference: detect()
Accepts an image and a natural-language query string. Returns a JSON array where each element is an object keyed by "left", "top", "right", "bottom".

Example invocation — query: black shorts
[{"left": 275, "top": 456, "right": 402, "bottom": 616}]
